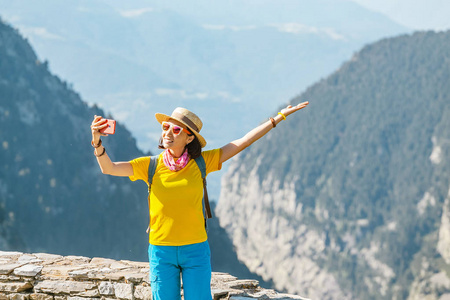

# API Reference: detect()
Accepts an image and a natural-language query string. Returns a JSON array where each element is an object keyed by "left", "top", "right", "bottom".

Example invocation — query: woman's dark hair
[
  {"left": 186, "top": 135, "right": 202, "bottom": 159},
  {"left": 158, "top": 134, "right": 202, "bottom": 159}
]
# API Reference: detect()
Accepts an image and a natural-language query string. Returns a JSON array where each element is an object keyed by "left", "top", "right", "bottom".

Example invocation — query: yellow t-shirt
[{"left": 129, "top": 149, "right": 222, "bottom": 246}]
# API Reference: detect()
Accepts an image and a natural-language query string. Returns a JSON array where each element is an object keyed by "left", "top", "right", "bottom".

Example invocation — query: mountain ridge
[{"left": 217, "top": 30, "right": 450, "bottom": 299}]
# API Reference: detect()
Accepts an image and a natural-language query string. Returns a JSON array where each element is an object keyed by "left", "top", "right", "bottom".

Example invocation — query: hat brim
[{"left": 155, "top": 113, "right": 207, "bottom": 148}]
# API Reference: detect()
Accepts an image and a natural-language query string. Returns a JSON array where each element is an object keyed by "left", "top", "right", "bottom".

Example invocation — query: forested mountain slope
[
  {"left": 217, "top": 30, "right": 450, "bottom": 299},
  {"left": 0, "top": 20, "right": 151, "bottom": 259}
]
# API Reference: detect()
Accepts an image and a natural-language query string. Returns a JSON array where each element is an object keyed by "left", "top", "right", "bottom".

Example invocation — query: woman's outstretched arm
[
  {"left": 220, "top": 101, "right": 309, "bottom": 164},
  {"left": 91, "top": 115, "right": 134, "bottom": 177}
]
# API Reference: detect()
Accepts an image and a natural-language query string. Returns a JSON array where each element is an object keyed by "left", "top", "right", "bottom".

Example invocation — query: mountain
[
  {"left": 0, "top": 0, "right": 408, "bottom": 153},
  {"left": 0, "top": 19, "right": 269, "bottom": 285},
  {"left": 0, "top": 20, "right": 151, "bottom": 260},
  {"left": 217, "top": 30, "right": 450, "bottom": 299}
]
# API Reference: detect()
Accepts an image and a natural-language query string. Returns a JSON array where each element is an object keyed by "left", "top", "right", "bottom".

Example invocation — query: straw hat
[{"left": 155, "top": 107, "right": 207, "bottom": 148}]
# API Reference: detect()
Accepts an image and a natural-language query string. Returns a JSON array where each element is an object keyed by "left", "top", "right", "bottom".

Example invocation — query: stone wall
[{"left": 0, "top": 251, "right": 308, "bottom": 300}]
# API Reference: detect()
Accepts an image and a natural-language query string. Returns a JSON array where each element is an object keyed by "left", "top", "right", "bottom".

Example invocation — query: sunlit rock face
[{"left": 217, "top": 162, "right": 351, "bottom": 300}]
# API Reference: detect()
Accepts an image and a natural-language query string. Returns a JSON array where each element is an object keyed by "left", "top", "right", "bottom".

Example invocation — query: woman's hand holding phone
[{"left": 91, "top": 115, "right": 116, "bottom": 145}]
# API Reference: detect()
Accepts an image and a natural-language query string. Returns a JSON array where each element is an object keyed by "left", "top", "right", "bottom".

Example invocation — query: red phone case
[{"left": 99, "top": 119, "right": 116, "bottom": 135}]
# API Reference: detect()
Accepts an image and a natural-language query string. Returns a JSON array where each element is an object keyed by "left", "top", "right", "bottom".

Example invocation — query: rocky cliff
[{"left": 217, "top": 30, "right": 450, "bottom": 299}]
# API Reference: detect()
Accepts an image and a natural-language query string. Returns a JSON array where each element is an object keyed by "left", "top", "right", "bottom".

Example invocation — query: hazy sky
[{"left": 350, "top": 0, "right": 450, "bottom": 31}]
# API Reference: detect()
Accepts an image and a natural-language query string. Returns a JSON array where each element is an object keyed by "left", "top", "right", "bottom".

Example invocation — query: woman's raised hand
[
  {"left": 280, "top": 101, "right": 309, "bottom": 118},
  {"left": 91, "top": 115, "right": 109, "bottom": 144}
]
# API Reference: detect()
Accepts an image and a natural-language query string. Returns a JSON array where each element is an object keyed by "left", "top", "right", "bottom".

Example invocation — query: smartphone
[{"left": 99, "top": 119, "right": 116, "bottom": 135}]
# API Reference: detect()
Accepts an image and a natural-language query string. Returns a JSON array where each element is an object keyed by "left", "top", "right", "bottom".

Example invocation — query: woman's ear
[{"left": 186, "top": 135, "right": 195, "bottom": 145}]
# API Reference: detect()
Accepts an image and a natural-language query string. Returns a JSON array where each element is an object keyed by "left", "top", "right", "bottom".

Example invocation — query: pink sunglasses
[{"left": 161, "top": 121, "right": 191, "bottom": 135}]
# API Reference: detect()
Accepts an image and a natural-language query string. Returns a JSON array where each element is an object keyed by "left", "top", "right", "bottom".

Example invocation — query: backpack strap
[
  {"left": 194, "top": 155, "right": 212, "bottom": 219},
  {"left": 148, "top": 155, "right": 159, "bottom": 190},
  {"left": 146, "top": 155, "right": 159, "bottom": 233}
]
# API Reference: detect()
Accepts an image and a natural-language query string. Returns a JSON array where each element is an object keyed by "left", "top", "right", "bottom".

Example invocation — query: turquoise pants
[{"left": 148, "top": 241, "right": 212, "bottom": 300}]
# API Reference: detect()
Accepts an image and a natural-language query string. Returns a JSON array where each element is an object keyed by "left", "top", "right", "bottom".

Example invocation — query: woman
[{"left": 90, "top": 102, "right": 308, "bottom": 300}]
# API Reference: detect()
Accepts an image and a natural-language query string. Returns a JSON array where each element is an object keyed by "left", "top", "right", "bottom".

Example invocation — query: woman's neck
[{"left": 169, "top": 148, "right": 184, "bottom": 159}]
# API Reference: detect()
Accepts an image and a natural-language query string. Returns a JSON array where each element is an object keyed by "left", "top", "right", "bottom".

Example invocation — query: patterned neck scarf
[{"left": 163, "top": 149, "right": 190, "bottom": 171}]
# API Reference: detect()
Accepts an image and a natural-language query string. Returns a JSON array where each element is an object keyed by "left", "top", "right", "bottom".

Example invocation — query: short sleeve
[
  {"left": 129, "top": 156, "right": 151, "bottom": 183},
  {"left": 201, "top": 148, "right": 223, "bottom": 175}
]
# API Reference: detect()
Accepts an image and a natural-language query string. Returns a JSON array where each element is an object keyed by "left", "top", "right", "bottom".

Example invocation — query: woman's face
[{"left": 161, "top": 120, "right": 194, "bottom": 151}]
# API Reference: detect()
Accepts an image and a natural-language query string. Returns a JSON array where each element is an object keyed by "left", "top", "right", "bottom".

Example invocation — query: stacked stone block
[{"left": 0, "top": 251, "right": 307, "bottom": 300}]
